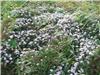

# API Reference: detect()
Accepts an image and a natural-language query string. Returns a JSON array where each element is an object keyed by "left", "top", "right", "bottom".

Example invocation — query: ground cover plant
[{"left": 1, "top": 1, "right": 100, "bottom": 75}]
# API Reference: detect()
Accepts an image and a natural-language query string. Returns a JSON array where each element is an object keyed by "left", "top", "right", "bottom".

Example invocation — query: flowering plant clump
[{"left": 1, "top": 1, "right": 100, "bottom": 75}]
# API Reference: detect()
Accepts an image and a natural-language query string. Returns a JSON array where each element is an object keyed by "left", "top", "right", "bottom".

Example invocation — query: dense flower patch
[{"left": 1, "top": 2, "right": 100, "bottom": 75}]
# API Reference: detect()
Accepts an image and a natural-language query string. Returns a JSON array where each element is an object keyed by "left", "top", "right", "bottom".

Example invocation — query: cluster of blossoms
[
  {"left": 1, "top": 7, "right": 65, "bottom": 65},
  {"left": 1, "top": 2, "right": 99, "bottom": 75},
  {"left": 1, "top": 44, "right": 20, "bottom": 64},
  {"left": 55, "top": 14, "right": 98, "bottom": 75}
]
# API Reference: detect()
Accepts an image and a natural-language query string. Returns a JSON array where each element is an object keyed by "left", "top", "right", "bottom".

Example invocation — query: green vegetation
[{"left": 1, "top": 1, "right": 100, "bottom": 75}]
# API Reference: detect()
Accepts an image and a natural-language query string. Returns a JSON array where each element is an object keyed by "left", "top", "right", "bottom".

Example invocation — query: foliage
[
  {"left": 16, "top": 37, "right": 74, "bottom": 75},
  {"left": 1, "top": 1, "right": 100, "bottom": 75}
]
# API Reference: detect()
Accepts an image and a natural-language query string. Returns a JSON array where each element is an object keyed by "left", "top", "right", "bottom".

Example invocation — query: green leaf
[{"left": 9, "top": 39, "right": 17, "bottom": 48}]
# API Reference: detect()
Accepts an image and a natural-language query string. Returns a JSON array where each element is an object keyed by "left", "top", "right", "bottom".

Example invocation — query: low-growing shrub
[{"left": 1, "top": 1, "right": 100, "bottom": 75}]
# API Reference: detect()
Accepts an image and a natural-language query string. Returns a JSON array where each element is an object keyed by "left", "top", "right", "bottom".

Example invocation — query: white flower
[
  {"left": 5, "top": 60, "right": 9, "bottom": 63},
  {"left": 50, "top": 69, "right": 53, "bottom": 72},
  {"left": 89, "top": 52, "right": 93, "bottom": 55},
  {"left": 9, "top": 57, "right": 12, "bottom": 60},
  {"left": 8, "top": 16, "right": 10, "bottom": 18},
  {"left": 36, "top": 63, "right": 39, "bottom": 66},
  {"left": 9, "top": 35, "right": 13, "bottom": 38},
  {"left": 29, "top": 41, "right": 33, "bottom": 45},
  {"left": 40, "top": 59, "right": 43, "bottom": 61},
  {"left": 55, "top": 71, "right": 61, "bottom": 75}
]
